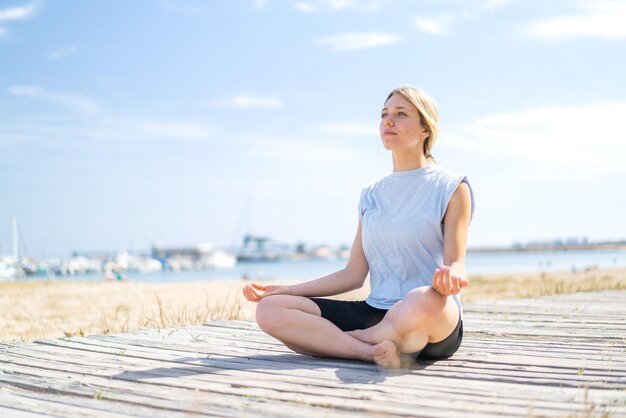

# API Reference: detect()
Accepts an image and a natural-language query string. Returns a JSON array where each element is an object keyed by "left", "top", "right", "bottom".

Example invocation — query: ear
[{"left": 421, "top": 130, "right": 430, "bottom": 141}]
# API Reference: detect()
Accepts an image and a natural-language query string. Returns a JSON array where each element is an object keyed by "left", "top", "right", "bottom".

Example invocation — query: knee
[
  {"left": 255, "top": 297, "right": 281, "bottom": 334},
  {"left": 401, "top": 287, "right": 447, "bottom": 321}
]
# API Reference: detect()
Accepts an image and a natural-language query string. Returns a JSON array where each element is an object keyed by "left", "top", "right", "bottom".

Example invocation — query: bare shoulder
[
  {"left": 451, "top": 182, "right": 471, "bottom": 203},
  {"left": 445, "top": 182, "right": 472, "bottom": 219}
]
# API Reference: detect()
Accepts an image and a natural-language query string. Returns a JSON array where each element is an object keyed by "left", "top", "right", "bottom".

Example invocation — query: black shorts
[{"left": 309, "top": 298, "right": 463, "bottom": 360}]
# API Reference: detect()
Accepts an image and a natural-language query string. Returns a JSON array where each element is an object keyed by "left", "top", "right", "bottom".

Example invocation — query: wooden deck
[{"left": 1, "top": 290, "right": 625, "bottom": 417}]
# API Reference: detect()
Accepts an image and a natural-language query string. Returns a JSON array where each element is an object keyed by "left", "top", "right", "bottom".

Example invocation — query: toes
[
  {"left": 371, "top": 340, "right": 401, "bottom": 369},
  {"left": 371, "top": 342, "right": 387, "bottom": 357}
]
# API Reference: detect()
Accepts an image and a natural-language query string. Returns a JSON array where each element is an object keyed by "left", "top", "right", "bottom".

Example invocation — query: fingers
[
  {"left": 450, "top": 275, "right": 461, "bottom": 294},
  {"left": 434, "top": 266, "right": 452, "bottom": 296},
  {"left": 442, "top": 267, "right": 452, "bottom": 294},
  {"left": 431, "top": 268, "right": 442, "bottom": 293},
  {"left": 242, "top": 284, "right": 262, "bottom": 302},
  {"left": 432, "top": 267, "right": 450, "bottom": 296},
  {"left": 432, "top": 266, "right": 467, "bottom": 296},
  {"left": 242, "top": 285, "right": 253, "bottom": 302},
  {"left": 449, "top": 273, "right": 468, "bottom": 294},
  {"left": 243, "top": 282, "right": 264, "bottom": 303},
  {"left": 242, "top": 283, "right": 284, "bottom": 302}
]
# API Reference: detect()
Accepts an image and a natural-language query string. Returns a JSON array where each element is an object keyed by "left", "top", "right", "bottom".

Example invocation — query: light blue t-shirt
[{"left": 359, "top": 165, "right": 475, "bottom": 313}]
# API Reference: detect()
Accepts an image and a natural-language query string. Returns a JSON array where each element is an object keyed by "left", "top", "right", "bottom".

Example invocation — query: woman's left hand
[{"left": 431, "top": 265, "right": 469, "bottom": 296}]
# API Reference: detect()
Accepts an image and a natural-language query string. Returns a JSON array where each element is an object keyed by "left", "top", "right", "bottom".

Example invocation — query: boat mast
[{"left": 12, "top": 215, "right": 18, "bottom": 262}]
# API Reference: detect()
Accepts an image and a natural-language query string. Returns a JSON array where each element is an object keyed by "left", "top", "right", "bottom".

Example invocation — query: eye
[
  {"left": 398, "top": 111, "right": 407, "bottom": 117},
  {"left": 381, "top": 112, "right": 388, "bottom": 119}
]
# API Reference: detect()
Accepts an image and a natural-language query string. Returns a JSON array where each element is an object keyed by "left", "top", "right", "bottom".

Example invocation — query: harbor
[
  {"left": 3, "top": 217, "right": 626, "bottom": 282},
  {"left": 0, "top": 217, "right": 352, "bottom": 281},
  {"left": 3, "top": 244, "right": 626, "bottom": 283}
]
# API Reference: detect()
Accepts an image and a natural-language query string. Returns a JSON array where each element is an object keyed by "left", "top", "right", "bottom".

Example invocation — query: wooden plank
[
  {"left": 9, "top": 334, "right": 624, "bottom": 378},
  {"left": 0, "top": 386, "right": 162, "bottom": 418},
  {"left": 75, "top": 334, "right": 625, "bottom": 383},
  {"left": 3, "top": 344, "right": 616, "bottom": 408},
  {"left": 6, "top": 322, "right": 624, "bottom": 386},
  {"left": 3, "top": 344, "right": 620, "bottom": 416},
  {"left": 2, "top": 336, "right": 620, "bottom": 418},
  {"left": 0, "top": 366, "right": 336, "bottom": 418},
  {"left": 155, "top": 324, "right": 626, "bottom": 362},
  {"left": 2, "top": 356, "right": 612, "bottom": 418},
  {"left": 1, "top": 290, "right": 624, "bottom": 417},
  {"left": 4, "top": 336, "right": 620, "bottom": 418},
  {"left": 71, "top": 330, "right": 626, "bottom": 382}
]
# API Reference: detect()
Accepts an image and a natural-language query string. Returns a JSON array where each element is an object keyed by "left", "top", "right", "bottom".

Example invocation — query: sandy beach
[{"left": 1, "top": 267, "right": 625, "bottom": 343}]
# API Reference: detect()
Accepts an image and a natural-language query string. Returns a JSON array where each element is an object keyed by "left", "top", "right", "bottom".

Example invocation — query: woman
[{"left": 243, "top": 85, "right": 474, "bottom": 368}]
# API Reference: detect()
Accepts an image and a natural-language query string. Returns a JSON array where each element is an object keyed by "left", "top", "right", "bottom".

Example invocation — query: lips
[{"left": 382, "top": 130, "right": 397, "bottom": 136}]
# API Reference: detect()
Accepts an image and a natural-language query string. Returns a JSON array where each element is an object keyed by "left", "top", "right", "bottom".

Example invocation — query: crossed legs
[
  {"left": 347, "top": 286, "right": 460, "bottom": 366},
  {"left": 255, "top": 286, "right": 459, "bottom": 368}
]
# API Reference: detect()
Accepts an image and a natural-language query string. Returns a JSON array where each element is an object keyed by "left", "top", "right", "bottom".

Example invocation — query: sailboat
[{"left": 0, "top": 216, "right": 19, "bottom": 281}]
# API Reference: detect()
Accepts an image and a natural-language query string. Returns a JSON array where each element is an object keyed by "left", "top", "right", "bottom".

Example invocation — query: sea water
[{"left": 23, "top": 248, "right": 626, "bottom": 283}]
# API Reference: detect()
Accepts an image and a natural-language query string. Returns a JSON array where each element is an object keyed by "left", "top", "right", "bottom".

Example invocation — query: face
[{"left": 380, "top": 93, "right": 429, "bottom": 152}]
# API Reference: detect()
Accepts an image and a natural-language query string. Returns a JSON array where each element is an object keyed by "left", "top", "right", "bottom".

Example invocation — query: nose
[{"left": 384, "top": 117, "right": 393, "bottom": 127}]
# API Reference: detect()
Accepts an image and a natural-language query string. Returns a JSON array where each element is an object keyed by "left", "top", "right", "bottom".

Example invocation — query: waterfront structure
[
  {"left": 151, "top": 243, "right": 237, "bottom": 270},
  {"left": 0, "top": 216, "right": 20, "bottom": 280}
]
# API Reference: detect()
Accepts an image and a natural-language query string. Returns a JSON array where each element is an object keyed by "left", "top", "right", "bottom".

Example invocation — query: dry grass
[
  {"left": 462, "top": 268, "right": 626, "bottom": 302},
  {"left": 1, "top": 267, "right": 625, "bottom": 343},
  {"left": 0, "top": 280, "right": 254, "bottom": 343},
  {"left": 99, "top": 292, "right": 244, "bottom": 336}
]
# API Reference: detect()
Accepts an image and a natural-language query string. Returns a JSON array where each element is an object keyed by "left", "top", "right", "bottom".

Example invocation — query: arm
[
  {"left": 289, "top": 218, "right": 369, "bottom": 296},
  {"left": 243, "top": 219, "right": 369, "bottom": 302},
  {"left": 432, "top": 182, "right": 472, "bottom": 296}
]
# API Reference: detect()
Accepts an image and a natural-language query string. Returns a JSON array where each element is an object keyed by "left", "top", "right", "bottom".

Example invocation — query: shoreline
[
  {"left": 468, "top": 244, "right": 626, "bottom": 252},
  {"left": 1, "top": 267, "right": 625, "bottom": 344}
]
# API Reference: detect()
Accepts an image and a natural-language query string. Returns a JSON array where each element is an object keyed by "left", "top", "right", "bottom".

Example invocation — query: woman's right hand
[{"left": 242, "top": 283, "right": 291, "bottom": 303}]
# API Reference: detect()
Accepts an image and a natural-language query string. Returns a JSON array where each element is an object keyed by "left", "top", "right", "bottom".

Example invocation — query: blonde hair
[{"left": 385, "top": 85, "right": 440, "bottom": 161}]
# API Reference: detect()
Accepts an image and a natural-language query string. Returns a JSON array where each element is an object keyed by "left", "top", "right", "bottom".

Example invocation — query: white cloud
[
  {"left": 252, "top": 0, "right": 269, "bottom": 9},
  {"left": 47, "top": 46, "right": 77, "bottom": 60},
  {"left": 0, "top": 2, "right": 40, "bottom": 21},
  {"left": 294, "top": 0, "right": 379, "bottom": 13},
  {"left": 294, "top": 2, "right": 320, "bottom": 13},
  {"left": 130, "top": 120, "right": 215, "bottom": 140},
  {"left": 0, "top": 1, "right": 41, "bottom": 37},
  {"left": 483, "top": 0, "right": 513, "bottom": 12},
  {"left": 9, "top": 85, "right": 98, "bottom": 114},
  {"left": 414, "top": 15, "right": 456, "bottom": 36},
  {"left": 209, "top": 95, "right": 283, "bottom": 109},
  {"left": 313, "top": 32, "right": 401, "bottom": 51},
  {"left": 524, "top": 1, "right": 626, "bottom": 40},
  {"left": 1, "top": 117, "right": 216, "bottom": 145},
  {"left": 313, "top": 122, "right": 376, "bottom": 137},
  {"left": 412, "top": 0, "right": 512, "bottom": 36},
  {"left": 445, "top": 102, "right": 626, "bottom": 176}
]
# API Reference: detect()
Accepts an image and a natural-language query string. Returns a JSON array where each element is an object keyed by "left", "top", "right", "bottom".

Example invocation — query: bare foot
[
  {"left": 346, "top": 329, "right": 377, "bottom": 344},
  {"left": 371, "top": 340, "right": 401, "bottom": 369}
]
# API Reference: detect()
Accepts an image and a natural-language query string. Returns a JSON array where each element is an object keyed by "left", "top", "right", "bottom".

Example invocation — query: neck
[{"left": 392, "top": 150, "right": 430, "bottom": 171}]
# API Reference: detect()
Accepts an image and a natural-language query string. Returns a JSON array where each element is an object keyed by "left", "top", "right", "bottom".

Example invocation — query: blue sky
[{"left": 1, "top": 0, "right": 625, "bottom": 258}]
